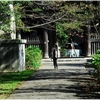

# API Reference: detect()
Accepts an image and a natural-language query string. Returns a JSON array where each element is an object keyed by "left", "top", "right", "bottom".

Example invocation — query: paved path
[{"left": 7, "top": 58, "right": 99, "bottom": 99}]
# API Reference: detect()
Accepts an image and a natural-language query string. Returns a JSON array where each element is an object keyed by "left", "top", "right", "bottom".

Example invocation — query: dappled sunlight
[{"left": 8, "top": 69, "right": 100, "bottom": 99}]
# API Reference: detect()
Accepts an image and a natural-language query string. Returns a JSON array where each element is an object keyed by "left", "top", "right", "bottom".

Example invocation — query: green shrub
[
  {"left": 25, "top": 46, "right": 42, "bottom": 69},
  {"left": 91, "top": 49, "right": 100, "bottom": 83}
]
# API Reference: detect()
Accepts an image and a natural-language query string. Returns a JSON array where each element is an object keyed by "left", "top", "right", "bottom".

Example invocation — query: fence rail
[
  {"left": 91, "top": 42, "right": 100, "bottom": 55},
  {"left": 21, "top": 35, "right": 43, "bottom": 47}
]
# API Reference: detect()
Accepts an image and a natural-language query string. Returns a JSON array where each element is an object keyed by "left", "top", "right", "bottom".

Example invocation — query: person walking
[{"left": 51, "top": 43, "right": 58, "bottom": 69}]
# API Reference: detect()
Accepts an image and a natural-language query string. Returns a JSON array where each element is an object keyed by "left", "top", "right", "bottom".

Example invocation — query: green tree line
[{"left": 0, "top": 1, "right": 100, "bottom": 44}]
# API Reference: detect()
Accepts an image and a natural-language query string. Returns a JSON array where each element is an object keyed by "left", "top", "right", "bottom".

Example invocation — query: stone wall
[{"left": 0, "top": 39, "right": 26, "bottom": 72}]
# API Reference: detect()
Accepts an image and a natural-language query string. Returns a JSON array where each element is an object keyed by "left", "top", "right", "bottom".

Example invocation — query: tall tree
[
  {"left": 0, "top": 1, "right": 10, "bottom": 33},
  {"left": 0, "top": 1, "right": 100, "bottom": 42},
  {"left": 18, "top": 1, "right": 100, "bottom": 46}
]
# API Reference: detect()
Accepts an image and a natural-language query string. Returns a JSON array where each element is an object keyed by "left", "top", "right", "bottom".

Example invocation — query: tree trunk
[{"left": 9, "top": 4, "right": 16, "bottom": 39}]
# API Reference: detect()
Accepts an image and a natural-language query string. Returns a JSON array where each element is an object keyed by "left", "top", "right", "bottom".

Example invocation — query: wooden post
[{"left": 87, "top": 24, "right": 91, "bottom": 56}]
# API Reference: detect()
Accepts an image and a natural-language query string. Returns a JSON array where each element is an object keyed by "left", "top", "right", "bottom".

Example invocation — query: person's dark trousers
[{"left": 53, "top": 58, "right": 58, "bottom": 69}]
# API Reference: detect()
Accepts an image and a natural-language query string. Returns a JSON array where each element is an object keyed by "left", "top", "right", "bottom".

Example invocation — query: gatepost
[{"left": 0, "top": 39, "right": 27, "bottom": 72}]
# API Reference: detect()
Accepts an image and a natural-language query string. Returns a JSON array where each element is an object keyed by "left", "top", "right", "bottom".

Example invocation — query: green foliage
[
  {"left": 0, "top": 1, "right": 30, "bottom": 34},
  {"left": 91, "top": 49, "right": 100, "bottom": 83},
  {"left": 56, "top": 22, "right": 69, "bottom": 47},
  {"left": 13, "top": 1, "right": 30, "bottom": 32},
  {"left": 25, "top": 46, "right": 42, "bottom": 69},
  {"left": 96, "top": 49, "right": 100, "bottom": 54},
  {"left": 63, "top": 21, "right": 83, "bottom": 32},
  {"left": 32, "top": 8, "right": 42, "bottom": 12},
  {"left": 0, "top": 1, "right": 10, "bottom": 33},
  {"left": 55, "top": 2, "right": 99, "bottom": 47},
  {"left": 0, "top": 1, "right": 100, "bottom": 40}
]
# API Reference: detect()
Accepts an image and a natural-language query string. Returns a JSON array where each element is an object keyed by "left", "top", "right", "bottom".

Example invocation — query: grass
[{"left": 0, "top": 69, "right": 36, "bottom": 99}]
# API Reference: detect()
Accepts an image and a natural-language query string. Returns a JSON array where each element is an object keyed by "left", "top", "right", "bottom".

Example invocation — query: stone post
[
  {"left": 43, "top": 29, "right": 49, "bottom": 58},
  {"left": 0, "top": 39, "right": 27, "bottom": 72}
]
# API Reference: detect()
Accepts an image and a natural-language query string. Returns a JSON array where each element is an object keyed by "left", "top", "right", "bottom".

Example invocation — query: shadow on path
[{"left": 8, "top": 69, "right": 100, "bottom": 99}]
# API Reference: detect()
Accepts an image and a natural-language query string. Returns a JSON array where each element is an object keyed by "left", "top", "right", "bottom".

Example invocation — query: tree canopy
[{"left": 0, "top": 1, "right": 100, "bottom": 43}]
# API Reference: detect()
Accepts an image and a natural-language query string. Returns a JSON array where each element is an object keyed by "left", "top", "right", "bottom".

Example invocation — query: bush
[
  {"left": 25, "top": 46, "right": 42, "bottom": 69},
  {"left": 91, "top": 49, "right": 100, "bottom": 83}
]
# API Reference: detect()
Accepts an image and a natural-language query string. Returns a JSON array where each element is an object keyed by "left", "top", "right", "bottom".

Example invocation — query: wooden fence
[
  {"left": 90, "top": 33, "right": 100, "bottom": 55},
  {"left": 21, "top": 35, "right": 44, "bottom": 52}
]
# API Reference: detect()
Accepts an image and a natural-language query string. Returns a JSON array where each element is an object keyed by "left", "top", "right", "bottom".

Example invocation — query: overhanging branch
[{"left": 17, "top": 13, "right": 66, "bottom": 29}]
